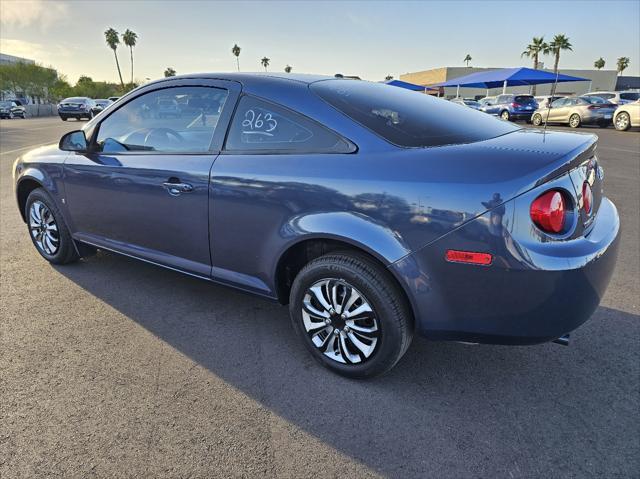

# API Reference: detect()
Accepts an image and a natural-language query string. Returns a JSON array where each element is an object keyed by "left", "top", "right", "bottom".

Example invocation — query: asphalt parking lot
[{"left": 1, "top": 117, "right": 638, "bottom": 478}]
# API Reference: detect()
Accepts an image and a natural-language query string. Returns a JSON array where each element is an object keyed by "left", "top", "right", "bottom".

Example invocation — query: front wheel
[
  {"left": 25, "top": 188, "right": 79, "bottom": 264},
  {"left": 615, "top": 112, "right": 631, "bottom": 131},
  {"left": 532, "top": 114, "right": 543, "bottom": 126},
  {"left": 60, "top": 116, "right": 67, "bottom": 121},
  {"left": 500, "top": 110, "right": 510, "bottom": 121},
  {"left": 569, "top": 114, "right": 581, "bottom": 128},
  {"left": 289, "top": 253, "right": 413, "bottom": 378}
]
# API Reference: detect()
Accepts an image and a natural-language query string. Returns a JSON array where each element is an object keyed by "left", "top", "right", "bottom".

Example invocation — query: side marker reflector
[{"left": 445, "top": 250, "right": 493, "bottom": 266}]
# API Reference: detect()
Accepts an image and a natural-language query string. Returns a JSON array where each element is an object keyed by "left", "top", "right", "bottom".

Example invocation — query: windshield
[
  {"left": 311, "top": 80, "right": 518, "bottom": 148},
  {"left": 464, "top": 100, "right": 480, "bottom": 106}
]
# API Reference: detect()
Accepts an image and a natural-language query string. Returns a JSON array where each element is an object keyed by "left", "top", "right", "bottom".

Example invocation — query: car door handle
[{"left": 162, "top": 181, "right": 193, "bottom": 196}]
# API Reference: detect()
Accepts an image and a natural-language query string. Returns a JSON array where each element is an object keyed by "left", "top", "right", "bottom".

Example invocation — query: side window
[
  {"left": 225, "top": 95, "right": 353, "bottom": 153},
  {"left": 95, "top": 86, "right": 228, "bottom": 153}
]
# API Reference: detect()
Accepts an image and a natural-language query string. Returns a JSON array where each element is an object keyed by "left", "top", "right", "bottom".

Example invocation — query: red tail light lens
[
  {"left": 582, "top": 182, "right": 592, "bottom": 214},
  {"left": 445, "top": 250, "right": 493, "bottom": 265},
  {"left": 530, "top": 190, "right": 566, "bottom": 233}
]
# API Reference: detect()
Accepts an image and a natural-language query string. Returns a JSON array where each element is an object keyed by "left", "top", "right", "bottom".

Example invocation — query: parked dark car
[
  {"left": 91, "top": 99, "right": 113, "bottom": 116},
  {"left": 13, "top": 74, "right": 619, "bottom": 378},
  {"left": 57, "top": 97, "right": 97, "bottom": 121},
  {"left": 0, "top": 100, "right": 27, "bottom": 119},
  {"left": 481, "top": 94, "right": 538, "bottom": 121}
]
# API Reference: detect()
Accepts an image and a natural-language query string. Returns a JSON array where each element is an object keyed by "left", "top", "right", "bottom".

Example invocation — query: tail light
[
  {"left": 582, "top": 182, "right": 593, "bottom": 214},
  {"left": 530, "top": 190, "right": 566, "bottom": 233},
  {"left": 511, "top": 102, "right": 521, "bottom": 108}
]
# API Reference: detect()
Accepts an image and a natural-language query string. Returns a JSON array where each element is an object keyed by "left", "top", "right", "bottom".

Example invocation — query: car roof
[{"left": 145, "top": 72, "right": 338, "bottom": 89}]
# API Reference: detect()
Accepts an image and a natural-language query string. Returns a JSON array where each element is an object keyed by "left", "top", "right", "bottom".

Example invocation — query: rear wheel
[
  {"left": 615, "top": 112, "right": 631, "bottom": 131},
  {"left": 532, "top": 114, "right": 543, "bottom": 126},
  {"left": 500, "top": 110, "right": 510, "bottom": 121},
  {"left": 25, "top": 188, "right": 79, "bottom": 264},
  {"left": 289, "top": 252, "right": 413, "bottom": 378},
  {"left": 569, "top": 114, "right": 581, "bottom": 128}
]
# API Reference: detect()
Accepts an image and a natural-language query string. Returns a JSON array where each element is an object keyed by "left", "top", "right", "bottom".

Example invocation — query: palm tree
[
  {"left": 385, "top": 75, "right": 393, "bottom": 81},
  {"left": 284, "top": 65, "right": 292, "bottom": 73},
  {"left": 122, "top": 29, "right": 138, "bottom": 85},
  {"left": 104, "top": 28, "right": 124, "bottom": 88},
  {"left": 594, "top": 57, "right": 606, "bottom": 70},
  {"left": 231, "top": 44, "right": 241, "bottom": 71},
  {"left": 548, "top": 34, "right": 573, "bottom": 74},
  {"left": 616, "top": 57, "right": 630, "bottom": 75},
  {"left": 164, "top": 67, "right": 176, "bottom": 77},
  {"left": 261, "top": 57, "right": 270, "bottom": 72},
  {"left": 463, "top": 54, "right": 472, "bottom": 67},
  {"left": 521, "top": 36, "right": 549, "bottom": 94}
]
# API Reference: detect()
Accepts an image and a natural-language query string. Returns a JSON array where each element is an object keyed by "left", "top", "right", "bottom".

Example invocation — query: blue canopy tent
[
  {"left": 384, "top": 79, "right": 438, "bottom": 94},
  {"left": 433, "top": 67, "right": 589, "bottom": 97}
]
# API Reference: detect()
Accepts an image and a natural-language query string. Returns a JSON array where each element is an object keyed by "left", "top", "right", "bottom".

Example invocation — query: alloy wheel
[
  {"left": 301, "top": 278, "right": 380, "bottom": 364},
  {"left": 615, "top": 112, "right": 630, "bottom": 131},
  {"left": 569, "top": 114, "right": 580, "bottom": 128},
  {"left": 29, "top": 200, "right": 59, "bottom": 255}
]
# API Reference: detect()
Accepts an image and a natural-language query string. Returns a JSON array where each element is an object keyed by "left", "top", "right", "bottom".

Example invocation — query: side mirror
[{"left": 59, "top": 130, "right": 88, "bottom": 152}]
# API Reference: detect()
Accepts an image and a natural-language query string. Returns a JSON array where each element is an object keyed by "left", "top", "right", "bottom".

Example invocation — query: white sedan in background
[{"left": 613, "top": 99, "right": 640, "bottom": 131}]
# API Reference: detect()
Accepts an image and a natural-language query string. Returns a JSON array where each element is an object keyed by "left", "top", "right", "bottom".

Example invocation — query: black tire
[
  {"left": 532, "top": 114, "right": 543, "bottom": 126},
  {"left": 60, "top": 116, "right": 67, "bottom": 121},
  {"left": 597, "top": 121, "right": 609, "bottom": 128},
  {"left": 500, "top": 110, "right": 510, "bottom": 121},
  {"left": 289, "top": 252, "right": 413, "bottom": 378},
  {"left": 25, "top": 188, "right": 79, "bottom": 264},
  {"left": 569, "top": 113, "right": 581, "bottom": 128}
]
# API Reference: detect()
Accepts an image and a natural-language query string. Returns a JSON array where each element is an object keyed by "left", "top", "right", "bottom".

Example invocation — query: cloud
[
  {"left": 0, "top": 0, "right": 69, "bottom": 29},
  {"left": 0, "top": 38, "right": 73, "bottom": 64}
]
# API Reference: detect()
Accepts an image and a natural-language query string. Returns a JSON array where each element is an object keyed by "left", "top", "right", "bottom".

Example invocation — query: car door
[
  {"left": 208, "top": 94, "right": 356, "bottom": 295},
  {"left": 547, "top": 98, "right": 568, "bottom": 122},
  {"left": 63, "top": 79, "right": 240, "bottom": 276},
  {"left": 485, "top": 96, "right": 503, "bottom": 115}
]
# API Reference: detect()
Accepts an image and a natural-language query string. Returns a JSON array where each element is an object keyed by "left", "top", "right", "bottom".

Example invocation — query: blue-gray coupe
[{"left": 13, "top": 73, "right": 620, "bottom": 377}]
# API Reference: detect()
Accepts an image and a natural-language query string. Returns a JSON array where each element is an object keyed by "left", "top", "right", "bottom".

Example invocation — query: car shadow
[{"left": 54, "top": 250, "right": 639, "bottom": 477}]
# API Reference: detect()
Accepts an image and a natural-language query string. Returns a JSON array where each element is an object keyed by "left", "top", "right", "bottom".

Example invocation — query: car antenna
[{"left": 543, "top": 69, "right": 561, "bottom": 140}]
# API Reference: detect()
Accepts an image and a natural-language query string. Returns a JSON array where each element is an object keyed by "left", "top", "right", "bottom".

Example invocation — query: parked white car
[
  {"left": 582, "top": 91, "right": 639, "bottom": 105},
  {"left": 613, "top": 99, "right": 640, "bottom": 131}
]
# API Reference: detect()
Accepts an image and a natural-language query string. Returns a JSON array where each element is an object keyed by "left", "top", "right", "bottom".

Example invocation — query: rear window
[
  {"left": 583, "top": 96, "right": 606, "bottom": 104},
  {"left": 311, "top": 80, "right": 517, "bottom": 148},
  {"left": 62, "top": 97, "right": 87, "bottom": 103},
  {"left": 514, "top": 95, "right": 536, "bottom": 104},
  {"left": 620, "top": 92, "right": 640, "bottom": 101}
]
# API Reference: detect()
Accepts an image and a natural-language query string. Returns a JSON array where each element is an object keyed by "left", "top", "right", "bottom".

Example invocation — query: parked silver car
[
  {"left": 581, "top": 91, "right": 639, "bottom": 106},
  {"left": 531, "top": 96, "right": 616, "bottom": 128},
  {"left": 450, "top": 98, "right": 482, "bottom": 110}
]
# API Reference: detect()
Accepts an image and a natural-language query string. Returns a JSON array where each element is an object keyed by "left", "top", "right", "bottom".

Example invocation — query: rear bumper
[
  {"left": 510, "top": 110, "right": 535, "bottom": 120},
  {"left": 391, "top": 197, "right": 620, "bottom": 345}
]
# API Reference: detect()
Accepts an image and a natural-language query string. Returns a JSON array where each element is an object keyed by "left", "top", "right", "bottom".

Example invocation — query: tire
[
  {"left": 289, "top": 252, "right": 413, "bottom": 378},
  {"left": 598, "top": 121, "right": 609, "bottom": 128},
  {"left": 532, "top": 114, "right": 543, "bottom": 126},
  {"left": 569, "top": 114, "right": 581, "bottom": 128},
  {"left": 615, "top": 112, "right": 631, "bottom": 131},
  {"left": 25, "top": 188, "right": 79, "bottom": 265},
  {"left": 60, "top": 116, "right": 67, "bottom": 121},
  {"left": 8, "top": 112, "right": 14, "bottom": 119},
  {"left": 500, "top": 110, "right": 510, "bottom": 121}
]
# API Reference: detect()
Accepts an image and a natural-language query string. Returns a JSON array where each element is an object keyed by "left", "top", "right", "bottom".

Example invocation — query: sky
[{"left": 1, "top": 0, "right": 639, "bottom": 84}]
